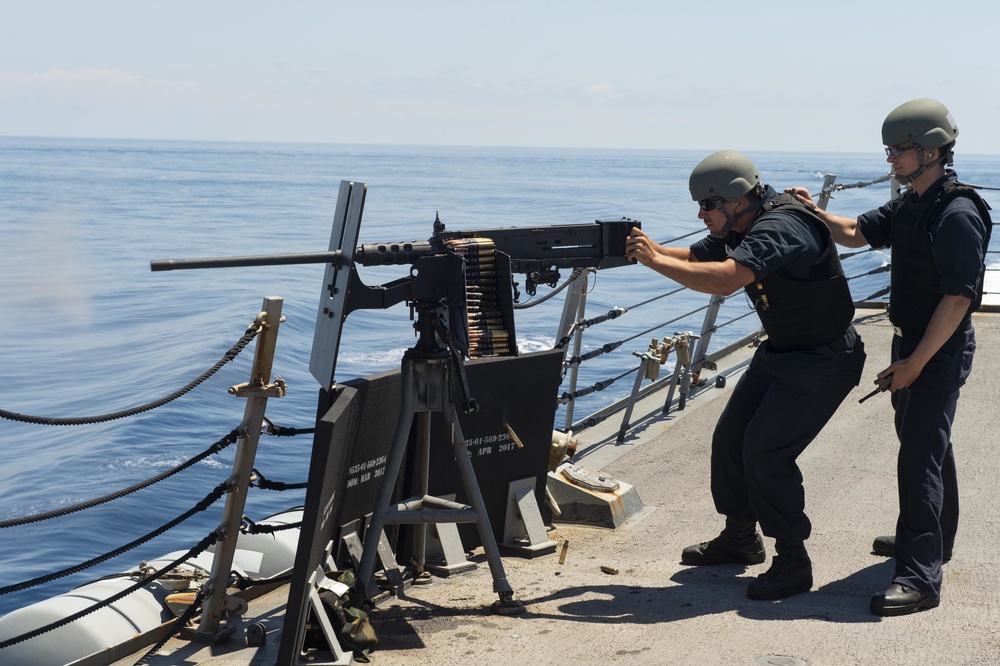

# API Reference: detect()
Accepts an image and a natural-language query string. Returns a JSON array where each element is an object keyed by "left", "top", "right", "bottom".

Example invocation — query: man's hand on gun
[
  {"left": 625, "top": 227, "right": 656, "bottom": 267},
  {"left": 858, "top": 374, "right": 893, "bottom": 404}
]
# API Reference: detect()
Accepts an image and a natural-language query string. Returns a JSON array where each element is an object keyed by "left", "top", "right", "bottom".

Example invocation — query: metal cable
[
  {"left": 0, "top": 323, "right": 261, "bottom": 426},
  {"left": 0, "top": 429, "right": 240, "bottom": 529},
  {"left": 964, "top": 182, "right": 1000, "bottom": 192},
  {"left": 554, "top": 307, "right": 627, "bottom": 350},
  {"left": 0, "top": 533, "right": 216, "bottom": 650},
  {"left": 621, "top": 302, "right": 713, "bottom": 346},
  {"left": 242, "top": 517, "right": 305, "bottom": 534},
  {"left": 263, "top": 419, "right": 316, "bottom": 437},
  {"left": 554, "top": 287, "right": 690, "bottom": 350},
  {"left": 249, "top": 468, "right": 308, "bottom": 492},
  {"left": 861, "top": 286, "right": 891, "bottom": 301},
  {"left": 0, "top": 483, "right": 227, "bottom": 596},
  {"left": 821, "top": 173, "right": 892, "bottom": 196},
  {"left": 559, "top": 365, "right": 639, "bottom": 403},
  {"left": 625, "top": 285, "right": 688, "bottom": 312},
  {"left": 132, "top": 589, "right": 207, "bottom": 665},
  {"left": 838, "top": 247, "right": 876, "bottom": 260},
  {"left": 564, "top": 302, "right": 712, "bottom": 366},
  {"left": 660, "top": 229, "right": 703, "bottom": 244},
  {"left": 846, "top": 265, "right": 891, "bottom": 281},
  {"left": 712, "top": 309, "right": 759, "bottom": 330},
  {"left": 232, "top": 571, "right": 294, "bottom": 591}
]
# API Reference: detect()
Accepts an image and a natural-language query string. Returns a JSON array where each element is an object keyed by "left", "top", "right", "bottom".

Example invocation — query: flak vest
[
  {"left": 887, "top": 178, "right": 993, "bottom": 337},
  {"left": 742, "top": 193, "right": 855, "bottom": 352}
]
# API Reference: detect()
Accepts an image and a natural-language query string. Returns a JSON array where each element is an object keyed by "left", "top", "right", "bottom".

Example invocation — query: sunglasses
[
  {"left": 698, "top": 197, "right": 724, "bottom": 212},
  {"left": 884, "top": 144, "right": 919, "bottom": 158}
]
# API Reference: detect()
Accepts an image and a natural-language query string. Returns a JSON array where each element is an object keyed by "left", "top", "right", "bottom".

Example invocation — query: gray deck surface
[{"left": 138, "top": 311, "right": 1000, "bottom": 666}]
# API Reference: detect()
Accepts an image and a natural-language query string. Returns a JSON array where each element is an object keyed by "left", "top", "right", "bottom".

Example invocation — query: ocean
[{"left": 1, "top": 136, "right": 997, "bottom": 617}]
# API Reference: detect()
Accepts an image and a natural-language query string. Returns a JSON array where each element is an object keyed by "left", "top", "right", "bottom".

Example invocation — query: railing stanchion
[
  {"left": 817, "top": 174, "right": 838, "bottom": 211},
  {"left": 196, "top": 296, "right": 285, "bottom": 641},
  {"left": 555, "top": 269, "right": 586, "bottom": 346},
  {"left": 662, "top": 354, "right": 684, "bottom": 415},
  {"left": 691, "top": 293, "right": 726, "bottom": 377},
  {"left": 561, "top": 272, "right": 590, "bottom": 430},
  {"left": 617, "top": 356, "right": 650, "bottom": 443}
]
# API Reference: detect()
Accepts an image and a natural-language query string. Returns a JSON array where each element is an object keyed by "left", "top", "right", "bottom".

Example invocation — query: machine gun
[
  {"left": 153, "top": 214, "right": 638, "bottom": 295},
  {"left": 151, "top": 180, "right": 640, "bottom": 390}
]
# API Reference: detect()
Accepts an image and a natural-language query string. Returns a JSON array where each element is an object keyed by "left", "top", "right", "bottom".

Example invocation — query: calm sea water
[{"left": 1, "top": 136, "right": 997, "bottom": 616}]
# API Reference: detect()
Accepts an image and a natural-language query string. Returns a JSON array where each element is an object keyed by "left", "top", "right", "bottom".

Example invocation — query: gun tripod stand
[{"left": 353, "top": 300, "right": 524, "bottom": 615}]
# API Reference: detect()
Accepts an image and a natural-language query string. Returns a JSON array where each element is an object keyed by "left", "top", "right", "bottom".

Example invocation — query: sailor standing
[
  {"left": 788, "top": 98, "right": 992, "bottom": 615},
  {"left": 626, "top": 150, "right": 866, "bottom": 600}
]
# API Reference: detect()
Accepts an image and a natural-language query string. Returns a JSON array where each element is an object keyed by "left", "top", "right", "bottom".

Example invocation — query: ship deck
[{"left": 136, "top": 310, "right": 1000, "bottom": 666}]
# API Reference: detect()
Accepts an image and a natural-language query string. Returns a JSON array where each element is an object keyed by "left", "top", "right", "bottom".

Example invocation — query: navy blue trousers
[
  {"left": 890, "top": 326, "right": 975, "bottom": 599},
  {"left": 711, "top": 327, "right": 865, "bottom": 541}
]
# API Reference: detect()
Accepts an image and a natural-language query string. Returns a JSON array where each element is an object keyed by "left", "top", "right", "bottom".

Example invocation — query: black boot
[
  {"left": 872, "top": 535, "right": 953, "bottom": 562},
  {"left": 870, "top": 582, "right": 940, "bottom": 616},
  {"left": 746, "top": 538, "right": 812, "bottom": 600},
  {"left": 681, "top": 518, "right": 766, "bottom": 565}
]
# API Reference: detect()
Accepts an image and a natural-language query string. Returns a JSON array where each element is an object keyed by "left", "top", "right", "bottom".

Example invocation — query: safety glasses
[
  {"left": 884, "top": 144, "right": 919, "bottom": 158},
  {"left": 698, "top": 197, "right": 724, "bottom": 212}
]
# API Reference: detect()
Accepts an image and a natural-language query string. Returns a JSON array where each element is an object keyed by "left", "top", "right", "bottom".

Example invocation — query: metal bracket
[
  {"left": 228, "top": 378, "right": 287, "bottom": 398},
  {"left": 500, "top": 477, "right": 557, "bottom": 558},
  {"left": 294, "top": 567, "right": 354, "bottom": 666}
]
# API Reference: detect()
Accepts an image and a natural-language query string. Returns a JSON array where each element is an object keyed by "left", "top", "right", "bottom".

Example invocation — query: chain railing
[{"left": 0, "top": 296, "right": 316, "bottom": 658}]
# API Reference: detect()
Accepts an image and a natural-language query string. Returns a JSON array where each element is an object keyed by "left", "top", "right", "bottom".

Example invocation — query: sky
[{"left": 2, "top": 0, "right": 997, "bottom": 154}]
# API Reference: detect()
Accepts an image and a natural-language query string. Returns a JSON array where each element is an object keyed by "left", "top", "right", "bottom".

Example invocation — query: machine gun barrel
[{"left": 151, "top": 250, "right": 347, "bottom": 272}]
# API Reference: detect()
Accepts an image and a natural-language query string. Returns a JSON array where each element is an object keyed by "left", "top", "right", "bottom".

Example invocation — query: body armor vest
[
  {"left": 888, "top": 178, "right": 993, "bottom": 336},
  {"left": 742, "top": 193, "right": 855, "bottom": 352}
]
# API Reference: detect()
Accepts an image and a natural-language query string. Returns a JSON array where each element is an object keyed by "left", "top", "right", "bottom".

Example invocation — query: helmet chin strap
[
  {"left": 896, "top": 149, "right": 946, "bottom": 185},
  {"left": 710, "top": 196, "right": 765, "bottom": 239}
]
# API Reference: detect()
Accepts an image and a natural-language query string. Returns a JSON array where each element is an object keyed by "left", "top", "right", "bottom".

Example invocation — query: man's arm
[
  {"left": 881, "top": 294, "right": 971, "bottom": 390},
  {"left": 626, "top": 227, "right": 753, "bottom": 295},
  {"left": 785, "top": 187, "right": 870, "bottom": 248}
]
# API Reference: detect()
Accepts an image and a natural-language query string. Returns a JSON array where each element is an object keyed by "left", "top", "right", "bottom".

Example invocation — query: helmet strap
[
  {"left": 896, "top": 148, "right": 946, "bottom": 184},
  {"left": 709, "top": 195, "right": 765, "bottom": 239}
]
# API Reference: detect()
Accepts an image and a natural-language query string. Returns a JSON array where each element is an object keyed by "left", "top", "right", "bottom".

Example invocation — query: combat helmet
[
  {"left": 882, "top": 98, "right": 958, "bottom": 149},
  {"left": 689, "top": 150, "right": 760, "bottom": 202}
]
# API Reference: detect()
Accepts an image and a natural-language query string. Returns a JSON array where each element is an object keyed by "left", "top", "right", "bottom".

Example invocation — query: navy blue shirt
[
  {"left": 857, "top": 173, "right": 988, "bottom": 300},
  {"left": 690, "top": 186, "right": 826, "bottom": 282}
]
